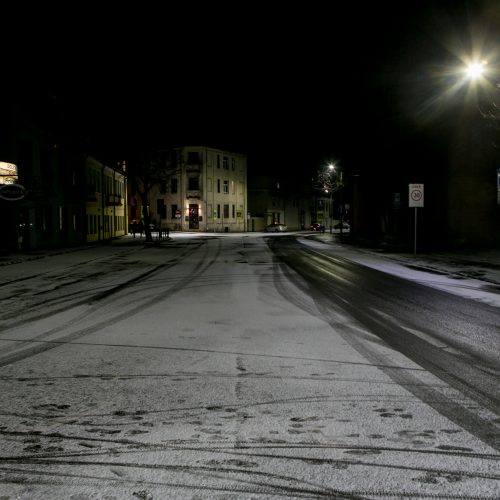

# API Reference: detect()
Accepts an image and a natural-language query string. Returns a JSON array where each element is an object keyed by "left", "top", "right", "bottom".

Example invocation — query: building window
[
  {"left": 232, "top": 204, "right": 235, "bottom": 218},
  {"left": 223, "top": 204, "right": 229, "bottom": 218},
  {"left": 171, "top": 204, "right": 178, "bottom": 219},
  {"left": 39, "top": 206, "right": 52, "bottom": 232},
  {"left": 217, "top": 204, "right": 221, "bottom": 218},
  {"left": 171, "top": 178, "right": 178, "bottom": 193},
  {"left": 223, "top": 180, "right": 229, "bottom": 193},
  {"left": 231, "top": 158, "right": 236, "bottom": 171},
  {"left": 73, "top": 211, "right": 79, "bottom": 231},
  {"left": 223, "top": 156, "right": 229, "bottom": 169},
  {"left": 188, "top": 176, "right": 199, "bottom": 190},
  {"left": 17, "top": 138, "right": 33, "bottom": 184},
  {"left": 207, "top": 177, "right": 212, "bottom": 192},
  {"left": 231, "top": 180, "right": 235, "bottom": 194},
  {"left": 157, "top": 199, "right": 166, "bottom": 219},
  {"left": 187, "top": 151, "right": 199, "bottom": 164},
  {"left": 59, "top": 206, "right": 64, "bottom": 231},
  {"left": 40, "top": 146, "right": 51, "bottom": 185},
  {"left": 217, "top": 179, "right": 221, "bottom": 193},
  {"left": 217, "top": 155, "right": 220, "bottom": 168}
]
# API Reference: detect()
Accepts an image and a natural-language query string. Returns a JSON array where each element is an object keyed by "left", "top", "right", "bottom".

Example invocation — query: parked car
[
  {"left": 310, "top": 223, "right": 322, "bottom": 231},
  {"left": 333, "top": 221, "right": 350, "bottom": 231},
  {"left": 265, "top": 223, "right": 288, "bottom": 232}
]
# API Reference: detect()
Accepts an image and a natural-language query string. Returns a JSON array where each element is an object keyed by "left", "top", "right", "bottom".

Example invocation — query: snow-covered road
[{"left": 0, "top": 233, "right": 498, "bottom": 499}]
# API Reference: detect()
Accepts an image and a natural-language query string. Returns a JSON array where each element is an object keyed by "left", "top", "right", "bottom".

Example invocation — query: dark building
[{"left": 0, "top": 91, "right": 126, "bottom": 254}]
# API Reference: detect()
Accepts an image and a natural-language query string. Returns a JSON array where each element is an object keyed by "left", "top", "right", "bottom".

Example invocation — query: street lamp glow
[{"left": 465, "top": 61, "right": 486, "bottom": 79}]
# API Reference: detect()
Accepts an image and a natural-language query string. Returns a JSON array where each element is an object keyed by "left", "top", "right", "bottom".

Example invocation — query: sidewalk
[{"left": 310, "top": 233, "right": 500, "bottom": 288}]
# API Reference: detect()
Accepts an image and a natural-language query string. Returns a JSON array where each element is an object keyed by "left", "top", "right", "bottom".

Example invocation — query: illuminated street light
[
  {"left": 448, "top": 55, "right": 500, "bottom": 112},
  {"left": 465, "top": 60, "right": 487, "bottom": 80}
]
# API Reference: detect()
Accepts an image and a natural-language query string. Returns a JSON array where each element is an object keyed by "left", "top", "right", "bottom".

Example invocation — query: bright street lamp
[{"left": 465, "top": 60, "right": 487, "bottom": 80}]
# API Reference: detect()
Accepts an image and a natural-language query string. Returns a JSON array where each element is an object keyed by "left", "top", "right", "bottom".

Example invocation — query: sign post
[{"left": 408, "top": 184, "right": 424, "bottom": 257}]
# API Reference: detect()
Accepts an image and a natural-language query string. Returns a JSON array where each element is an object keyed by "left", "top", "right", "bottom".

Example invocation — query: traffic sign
[{"left": 408, "top": 183, "right": 424, "bottom": 208}]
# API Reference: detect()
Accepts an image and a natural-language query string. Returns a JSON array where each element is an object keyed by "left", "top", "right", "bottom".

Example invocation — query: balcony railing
[
  {"left": 106, "top": 194, "right": 123, "bottom": 206},
  {"left": 186, "top": 164, "right": 201, "bottom": 173},
  {"left": 186, "top": 190, "right": 201, "bottom": 199},
  {"left": 86, "top": 185, "right": 97, "bottom": 202}
]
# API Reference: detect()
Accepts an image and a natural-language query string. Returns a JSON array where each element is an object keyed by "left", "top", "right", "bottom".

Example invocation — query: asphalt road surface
[{"left": 0, "top": 233, "right": 498, "bottom": 499}]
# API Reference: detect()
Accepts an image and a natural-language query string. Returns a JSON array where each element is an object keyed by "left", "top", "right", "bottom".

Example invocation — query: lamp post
[
  {"left": 327, "top": 164, "right": 334, "bottom": 233},
  {"left": 338, "top": 168, "right": 344, "bottom": 238},
  {"left": 314, "top": 161, "right": 342, "bottom": 234},
  {"left": 324, "top": 187, "right": 333, "bottom": 233},
  {"left": 326, "top": 163, "right": 344, "bottom": 236}
]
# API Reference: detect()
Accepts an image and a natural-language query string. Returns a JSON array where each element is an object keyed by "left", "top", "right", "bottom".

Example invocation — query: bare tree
[
  {"left": 127, "top": 149, "right": 182, "bottom": 243},
  {"left": 312, "top": 163, "right": 344, "bottom": 233},
  {"left": 313, "top": 165, "right": 343, "bottom": 194}
]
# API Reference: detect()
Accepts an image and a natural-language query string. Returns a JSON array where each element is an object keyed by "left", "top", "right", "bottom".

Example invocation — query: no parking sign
[{"left": 409, "top": 184, "right": 424, "bottom": 207}]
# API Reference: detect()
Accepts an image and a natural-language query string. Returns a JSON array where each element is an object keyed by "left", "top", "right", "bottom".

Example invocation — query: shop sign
[
  {"left": 0, "top": 183, "right": 26, "bottom": 201},
  {"left": 0, "top": 161, "right": 18, "bottom": 185}
]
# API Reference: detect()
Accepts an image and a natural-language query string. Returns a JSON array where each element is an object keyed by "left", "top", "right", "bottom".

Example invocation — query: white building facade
[{"left": 149, "top": 146, "right": 247, "bottom": 233}]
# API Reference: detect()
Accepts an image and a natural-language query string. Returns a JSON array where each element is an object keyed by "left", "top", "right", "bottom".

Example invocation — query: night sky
[{"left": 11, "top": 1, "right": 500, "bottom": 181}]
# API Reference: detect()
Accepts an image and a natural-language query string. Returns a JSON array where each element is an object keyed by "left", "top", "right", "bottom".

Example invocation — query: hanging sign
[{"left": 0, "top": 183, "right": 26, "bottom": 201}]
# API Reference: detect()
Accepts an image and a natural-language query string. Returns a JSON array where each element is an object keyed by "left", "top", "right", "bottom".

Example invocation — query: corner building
[
  {"left": 148, "top": 146, "right": 247, "bottom": 233},
  {"left": 85, "top": 157, "right": 127, "bottom": 243}
]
